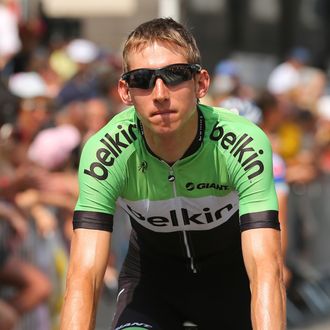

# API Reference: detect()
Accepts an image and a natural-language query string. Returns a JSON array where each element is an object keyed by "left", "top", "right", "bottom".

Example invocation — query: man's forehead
[{"left": 126, "top": 41, "right": 187, "bottom": 69}]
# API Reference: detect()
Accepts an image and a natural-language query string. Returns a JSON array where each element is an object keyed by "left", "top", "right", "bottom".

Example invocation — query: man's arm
[
  {"left": 242, "top": 228, "right": 286, "bottom": 329},
  {"left": 60, "top": 228, "right": 110, "bottom": 330}
]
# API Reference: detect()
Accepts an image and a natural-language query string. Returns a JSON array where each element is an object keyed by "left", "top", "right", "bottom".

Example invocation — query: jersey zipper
[{"left": 168, "top": 166, "right": 197, "bottom": 274}]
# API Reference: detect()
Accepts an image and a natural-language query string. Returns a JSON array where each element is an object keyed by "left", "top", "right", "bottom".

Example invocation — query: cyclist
[{"left": 60, "top": 18, "right": 286, "bottom": 330}]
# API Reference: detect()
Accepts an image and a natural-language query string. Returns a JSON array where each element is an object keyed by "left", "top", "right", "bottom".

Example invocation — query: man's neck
[{"left": 142, "top": 111, "right": 199, "bottom": 164}]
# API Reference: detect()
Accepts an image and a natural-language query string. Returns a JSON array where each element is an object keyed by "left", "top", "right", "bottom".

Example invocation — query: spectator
[
  {"left": 0, "top": 0, "right": 21, "bottom": 129},
  {"left": 7, "top": 71, "right": 53, "bottom": 166},
  {"left": 210, "top": 59, "right": 262, "bottom": 124},
  {"left": 83, "top": 97, "right": 114, "bottom": 142},
  {"left": 97, "top": 67, "right": 126, "bottom": 115},
  {"left": 0, "top": 201, "right": 52, "bottom": 329},
  {"left": 56, "top": 38, "right": 101, "bottom": 108},
  {"left": 316, "top": 95, "right": 330, "bottom": 174},
  {"left": 0, "top": 0, "right": 21, "bottom": 75},
  {"left": 267, "top": 47, "right": 311, "bottom": 97}
]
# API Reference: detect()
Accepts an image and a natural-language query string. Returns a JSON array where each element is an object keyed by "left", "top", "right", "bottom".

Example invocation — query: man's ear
[
  {"left": 195, "top": 69, "right": 210, "bottom": 99},
  {"left": 118, "top": 79, "right": 133, "bottom": 105}
]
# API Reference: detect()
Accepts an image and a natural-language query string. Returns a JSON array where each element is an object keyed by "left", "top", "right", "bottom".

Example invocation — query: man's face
[{"left": 118, "top": 42, "right": 209, "bottom": 137}]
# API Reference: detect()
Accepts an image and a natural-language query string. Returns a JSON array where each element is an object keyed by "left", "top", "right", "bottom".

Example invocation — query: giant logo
[
  {"left": 185, "top": 182, "right": 229, "bottom": 191},
  {"left": 84, "top": 124, "right": 137, "bottom": 180},
  {"left": 210, "top": 122, "right": 264, "bottom": 180}
]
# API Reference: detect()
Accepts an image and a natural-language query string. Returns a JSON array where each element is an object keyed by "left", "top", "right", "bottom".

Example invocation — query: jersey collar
[{"left": 137, "top": 106, "right": 205, "bottom": 163}]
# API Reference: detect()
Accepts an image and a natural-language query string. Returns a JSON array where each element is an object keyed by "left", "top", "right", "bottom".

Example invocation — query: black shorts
[{"left": 111, "top": 248, "right": 252, "bottom": 330}]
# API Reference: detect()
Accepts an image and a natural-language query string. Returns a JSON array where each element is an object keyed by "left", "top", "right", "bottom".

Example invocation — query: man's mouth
[{"left": 151, "top": 110, "right": 176, "bottom": 117}]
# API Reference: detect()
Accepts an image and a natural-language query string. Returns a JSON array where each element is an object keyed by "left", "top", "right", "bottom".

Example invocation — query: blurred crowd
[
  {"left": 1, "top": 0, "right": 330, "bottom": 329},
  {"left": 0, "top": 2, "right": 128, "bottom": 329}
]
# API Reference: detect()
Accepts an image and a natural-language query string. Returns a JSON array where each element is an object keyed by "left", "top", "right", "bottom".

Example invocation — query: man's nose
[{"left": 152, "top": 77, "right": 169, "bottom": 102}]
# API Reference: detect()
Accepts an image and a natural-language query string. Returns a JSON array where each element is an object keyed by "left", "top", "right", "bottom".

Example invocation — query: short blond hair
[{"left": 122, "top": 18, "right": 201, "bottom": 72}]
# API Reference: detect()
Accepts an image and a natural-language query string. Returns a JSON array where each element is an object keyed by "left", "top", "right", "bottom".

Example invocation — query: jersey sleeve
[
  {"left": 226, "top": 123, "right": 279, "bottom": 231},
  {"left": 73, "top": 134, "right": 125, "bottom": 232}
]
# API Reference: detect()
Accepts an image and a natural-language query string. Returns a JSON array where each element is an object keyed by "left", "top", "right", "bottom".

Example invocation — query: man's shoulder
[
  {"left": 200, "top": 104, "right": 271, "bottom": 174},
  {"left": 199, "top": 103, "right": 237, "bottom": 117},
  {"left": 86, "top": 107, "right": 138, "bottom": 145},
  {"left": 200, "top": 103, "right": 264, "bottom": 136},
  {"left": 105, "top": 106, "right": 137, "bottom": 128},
  {"left": 80, "top": 107, "right": 140, "bottom": 174}
]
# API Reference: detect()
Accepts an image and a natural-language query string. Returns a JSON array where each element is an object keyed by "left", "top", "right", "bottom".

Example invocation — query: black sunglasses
[{"left": 121, "top": 63, "right": 202, "bottom": 89}]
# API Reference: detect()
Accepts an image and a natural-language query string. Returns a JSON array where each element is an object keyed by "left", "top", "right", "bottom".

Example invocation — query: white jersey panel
[{"left": 117, "top": 192, "right": 238, "bottom": 232}]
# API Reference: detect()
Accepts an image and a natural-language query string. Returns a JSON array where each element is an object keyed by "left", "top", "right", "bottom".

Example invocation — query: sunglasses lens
[
  {"left": 162, "top": 65, "right": 193, "bottom": 86},
  {"left": 126, "top": 70, "right": 153, "bottom": 89}
]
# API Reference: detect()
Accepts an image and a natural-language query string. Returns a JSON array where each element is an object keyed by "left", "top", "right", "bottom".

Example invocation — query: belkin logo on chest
[{"left": 210, "top": 122, "right": 264, "bottom": 180}]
